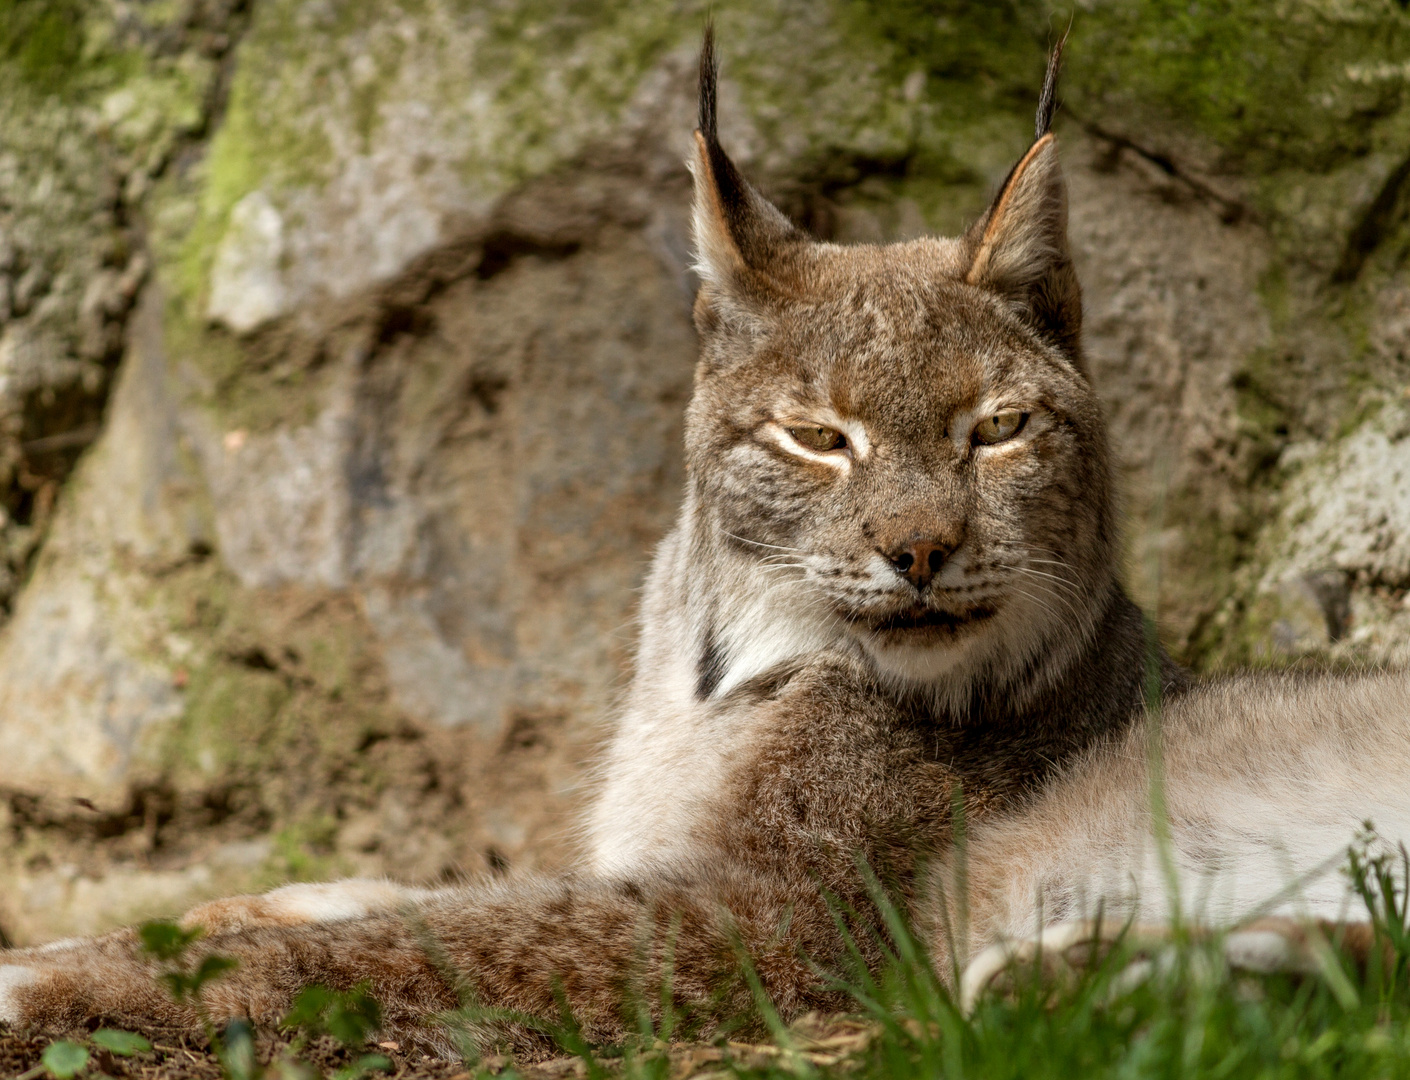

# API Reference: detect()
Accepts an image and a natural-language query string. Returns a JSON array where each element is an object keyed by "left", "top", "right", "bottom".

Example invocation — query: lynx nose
[{"left": 885, "top": 540, "right": 952, "bottom": 590}]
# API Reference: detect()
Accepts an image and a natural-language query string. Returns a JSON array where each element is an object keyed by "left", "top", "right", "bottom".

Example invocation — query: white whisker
[
  {"left": 720, "top": 530, "right": 804, "bottom": 553},
  {"left": 1008, "top": 571, "right": 1083, "bottom": 622},
  {"left": 1010, "top": 564, "right": 1085, "bottom": 599},
  {"left": 1009, "top": 584, "right": 1063, "bottom": 625}
]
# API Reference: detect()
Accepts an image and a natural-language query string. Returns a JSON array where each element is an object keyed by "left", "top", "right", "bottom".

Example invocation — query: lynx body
[{"left": 2, "top": 33, "right": 1409, "bottom": 1053}]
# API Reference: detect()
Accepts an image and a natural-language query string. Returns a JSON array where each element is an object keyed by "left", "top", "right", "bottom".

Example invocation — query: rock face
[{"left": 2, "top": 0, "right": 1410, "bottom": 942}]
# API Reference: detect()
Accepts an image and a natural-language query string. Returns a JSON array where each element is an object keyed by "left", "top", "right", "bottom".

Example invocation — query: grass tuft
[{"left": 534, "top": 834, "right": 1410, "bottom": 1080}]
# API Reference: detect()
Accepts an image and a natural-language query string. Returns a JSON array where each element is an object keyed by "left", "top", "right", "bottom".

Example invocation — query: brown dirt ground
[
  {"left": 0, "top": 1014, "right": 877, "bottom": 1079},
  {"left": 0, "top": 1025, "right": 469, "bottom": 1079}
]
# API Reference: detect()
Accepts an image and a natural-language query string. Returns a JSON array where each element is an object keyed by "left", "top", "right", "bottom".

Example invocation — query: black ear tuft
[
  {"left": 964, "top": 30, "right": 1081, "bottom": 365},
  {"left": 693, "top": 22, "right": 788, "bottom": 271},
  {"left": 699, "top": 21, "right": 719, "bottom": 145},
  {"left": 689, "top": 26, "right": 805, "bottom": 304},
  {"left": 1034, "top": 28, "right": 1068, "bottom": 141}
]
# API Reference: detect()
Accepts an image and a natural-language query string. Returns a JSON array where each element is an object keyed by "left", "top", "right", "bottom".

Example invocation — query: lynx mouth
[{"left": 854, "top": 605, "right": 997, "bottom": 636}]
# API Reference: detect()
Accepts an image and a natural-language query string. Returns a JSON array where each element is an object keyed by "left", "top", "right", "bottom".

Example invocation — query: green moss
[
  {"left": 126, "top": 552, "right": 404, "bottom": 844},
  {"left": 170, "top": 61, "right": 330, "bottom": 320},
  {"left": 0, "top": 0, "right": 93, "bottom": 96},
  {"left": 169, "top": 0, "right": 1049, "bottom": 323},
  {"left": 847, "top": 0, "right": 1048, "bottom": 89},
  {"left": 1179, "top": 264, "right": 1406, "bottom": 668},
  {"left": 0, "top": 0, "right": 215, "bottom": 123},
  {"left": 263, "top": 816, "right": 346, "bottom": 884},
  {"left": 169, "top": 665, "right": 289, "bottom": 777},
  {"left": 159, "top": 288, "right": 328, "bottom": 434},
  {"left": 1132, "top": 3, "right": 1410, "bottom": 666},
  {"left": 1072, "top": 1, "right": 1410, "bottom": 170},
  {"left": 460, "top": 0, "right": 677, "bottom": 186}
]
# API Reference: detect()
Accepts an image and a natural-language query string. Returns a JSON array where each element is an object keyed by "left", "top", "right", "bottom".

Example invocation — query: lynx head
[{"left": 683, "top": 32, "right": 1118, "bottom": 709}]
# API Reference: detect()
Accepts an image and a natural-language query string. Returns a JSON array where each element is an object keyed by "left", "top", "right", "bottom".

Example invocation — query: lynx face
[
  {"left": 688, "top": 259, "right": 1110, "bottom": 686},
  {"left": 685, "top": 45, "right": 1113, "bottom": 697}
]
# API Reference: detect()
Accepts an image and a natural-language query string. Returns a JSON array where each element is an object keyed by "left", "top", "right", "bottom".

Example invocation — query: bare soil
[
  {"left": 0, "top": 1013, "right": 878, "bottom": 1079},
  {"left": 0, "top": 1025, "right": 471, "bottom": 1079}
]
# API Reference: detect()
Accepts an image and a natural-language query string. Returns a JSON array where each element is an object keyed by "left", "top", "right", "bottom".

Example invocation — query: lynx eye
[
  {"left": 971, "top": 410, "right": 1028, "bottom": 446},
  {"left": 787, "top": 425, "right": 847, "bottom": 453}
]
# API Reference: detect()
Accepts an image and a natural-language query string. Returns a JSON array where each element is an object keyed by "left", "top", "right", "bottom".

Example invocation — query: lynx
[{"left": 3, "top": 30, "right": 1410, "bottom": 1055}]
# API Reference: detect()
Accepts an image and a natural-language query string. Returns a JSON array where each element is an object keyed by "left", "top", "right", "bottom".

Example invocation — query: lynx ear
[
  {"left": 963, "top": 41, "right": 1082, "bottom": 361},
  {"left": 690, "top": 27, "right": 805, "bottom": 327}
]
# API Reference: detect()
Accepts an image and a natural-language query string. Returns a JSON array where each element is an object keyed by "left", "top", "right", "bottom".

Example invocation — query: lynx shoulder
[{"left": 2, "top": 29, "right": 1409, "bottom": 1053}]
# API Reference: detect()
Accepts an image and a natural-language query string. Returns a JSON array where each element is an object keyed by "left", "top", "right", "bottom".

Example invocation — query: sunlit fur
[{"left": 934, "top": 670, "right": 1410, "bottom": 976}]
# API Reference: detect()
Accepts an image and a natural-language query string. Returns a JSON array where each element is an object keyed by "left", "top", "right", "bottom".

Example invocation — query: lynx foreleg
[
  {"left": 0, "top": 918, "right": 457, "bottom": 1051},
  {"left": 0, "top": 868, "right": 837, "bottom": 1053}
]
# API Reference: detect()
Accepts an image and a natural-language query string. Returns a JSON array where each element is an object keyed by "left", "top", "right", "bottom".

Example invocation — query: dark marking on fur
[{"left": 696, "top": 619, "right": 727, "bottom": 699}]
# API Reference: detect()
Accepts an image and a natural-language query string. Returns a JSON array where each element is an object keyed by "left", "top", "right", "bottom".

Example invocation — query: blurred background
[{"left": 0, "top": 0, "right": 1407, "bottom": 945}]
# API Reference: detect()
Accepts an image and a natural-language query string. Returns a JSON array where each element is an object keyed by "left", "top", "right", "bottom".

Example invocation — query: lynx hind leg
[
  {"left": 1222, "top": 917, "right": 1386, "bottom": 976},
  {"left": 181, "top": 878, "right": 441, "bottom": 936},
  {"left": 959, "top": 917, "right": 1376, "bottom": 1012}
]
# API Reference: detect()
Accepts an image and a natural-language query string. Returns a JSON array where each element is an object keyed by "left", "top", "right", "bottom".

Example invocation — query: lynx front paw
[{"left": 0, "top": 964, "right": 39, "bottom": 1026}]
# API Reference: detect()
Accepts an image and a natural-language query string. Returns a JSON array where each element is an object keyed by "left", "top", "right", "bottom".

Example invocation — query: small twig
[
  {"left": 1333, "top": 150, "right": 1410, "bottom": 283},
  {"left": 1072, "top": 111, "right": 1252, "bottom": 224},
  {"left": 21, "top": 425, "right": 101, "bottom": 455}
]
